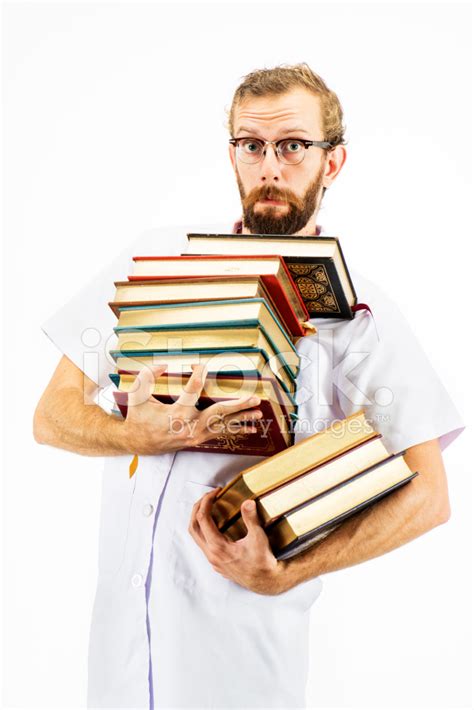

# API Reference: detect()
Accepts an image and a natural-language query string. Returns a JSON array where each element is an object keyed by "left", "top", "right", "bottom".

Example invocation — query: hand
[
  {"left": 121, "top": 364, "right": 263, "bottom": 456},
  {"left": 188, "top": 487, "right": 288, "bottom": 595}
]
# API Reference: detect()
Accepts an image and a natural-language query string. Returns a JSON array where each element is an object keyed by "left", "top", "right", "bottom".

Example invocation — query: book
[
  {"left": 113, "top": 299, "right": 300, "bottom": 378},
  {"left": 249, "top": 434, "right": 389, "bottom": 526},
  {"left": 219, "top": 434, "right": 390, "bottom": 537},
  {"left": 109, "top": 275, "right": 274, "bottom": 314},
  {"left": 129, "top": 254, "right": 310, "bottom": 336},
  {"left": 110, "top": 274, "right": 312, "bottom": 339},
  {"left": 264, "top": 454, "right": 417, "bottom": 559},
  {"left": 111, "top": 371, "right": 295, "bottom": 455},
  {"left": 211, "top": 410, "right": 377, "bottom": 529},
  {"left": 112, "top": 322, "right": 298, "bottom": 389},
  {"left": 109, "top": 372, "right": 298, "bottom": 434},
  {"left": 109, "top": 350, "right": 296, "bottom": 396},
  {"left": 115, "top": 298, "right": 296, "bottom": 351},
  {"left": 185, "top": 233, "right": 357, "bottom": 319},
  {"left": 109, "top": 370, "right": 297, "bottom": 425}
]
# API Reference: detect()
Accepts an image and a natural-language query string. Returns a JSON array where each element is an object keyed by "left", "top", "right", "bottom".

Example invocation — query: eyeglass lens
[{"left": 236, "top": 138, "right": 306, "bottom": 165}]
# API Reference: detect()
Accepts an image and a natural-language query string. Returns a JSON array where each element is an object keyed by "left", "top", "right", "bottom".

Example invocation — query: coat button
[
  {"left": 131, "top": 574, "right": 143, "bottom": 588},
  {"left": 142, "top": 503, "right": 154, "bottom": 517}
]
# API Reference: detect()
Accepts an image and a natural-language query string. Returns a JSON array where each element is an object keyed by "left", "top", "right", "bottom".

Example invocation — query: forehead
[{"left": 233, "top": 87, "right": 323, "bottom": 138}]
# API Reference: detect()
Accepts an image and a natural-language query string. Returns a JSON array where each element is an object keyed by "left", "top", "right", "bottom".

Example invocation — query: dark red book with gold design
[{"left": 110, "top": 370, "right": 297, "bottom": 456}]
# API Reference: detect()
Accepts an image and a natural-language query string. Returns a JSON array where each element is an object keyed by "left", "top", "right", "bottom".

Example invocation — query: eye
[
  {"left": 281, "top": 140, "right": 304, "bottom": 154},
  {"left": 240, "top": 139, "right": 262, "bottom": 154}
]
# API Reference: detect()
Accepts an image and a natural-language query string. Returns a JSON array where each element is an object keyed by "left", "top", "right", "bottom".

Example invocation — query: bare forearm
[
  {"left": 34, "top": 387, "right": 131, "bottom": 456},
  {"left": 280, "top": 477, "right": 448, "bottom": 588}
]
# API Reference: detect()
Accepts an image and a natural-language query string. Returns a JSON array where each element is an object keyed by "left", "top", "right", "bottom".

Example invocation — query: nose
[{"left": 258, "top": 143, "right": 282, "bottom": 183}]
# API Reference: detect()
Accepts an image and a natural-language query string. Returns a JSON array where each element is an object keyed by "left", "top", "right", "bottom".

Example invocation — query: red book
[
  {"left": 111, "top": 370, "right": 296, "bottom": 456},
  {"left": 128, "top": 254, "right": 312, "bottom": 338}
]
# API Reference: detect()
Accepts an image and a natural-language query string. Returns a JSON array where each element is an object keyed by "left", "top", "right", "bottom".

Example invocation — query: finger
[
  {"left": 240, "top": 499, "right": 263, "bottom": 537},
  {"left": 195, "top": 489, "right": 230, "bottom": 548},
  {"left": 189, "top": 496, "right": 208, "bottom": 547},
  {"left": 204, "top": 394, "right": 261, "bottom": 425},
  {"left": 127, "top": 365, "right": 168, "bottom": 408},
  {"left": 188, "top": 487, "right": 221, "bottom": 546},
  {"left": 203, "top": 408, "right": 262, "bottom": 438},
  {"left": 224, "top": 421, "right": 259, "bottom": 435},
  {"left": 188, "top": 504, "right": 206, "bottom": 547},
  {"left": 221, "top": 409, "right": 263, "bottom": 426},
  {"left": 174, "top": 364, "right": 208, "bottom": 409}
]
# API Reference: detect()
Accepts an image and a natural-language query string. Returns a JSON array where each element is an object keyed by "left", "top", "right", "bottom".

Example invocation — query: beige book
[
  {"left": 264, "top": 454, "right": 417, "bottom": 559},
  {"left": 115, "top": 299, "right": 298, "bottom": 375},
  {"left": 111, "top": 351, "right": 296, "bottom": 396},
  {"left": 111, "top": 277, "right": 271, "bottom": 311},
  {"left": 257, "top": 435, "right": 389, "bottom": 524},
  {"left": 113, "top": 325, "right": 298, "bottom": 386}
]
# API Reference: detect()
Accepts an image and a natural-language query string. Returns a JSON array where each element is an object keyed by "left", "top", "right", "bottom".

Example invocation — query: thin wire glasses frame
[{"left": 229, "top": 136, "right": 335, "bottom": 165}]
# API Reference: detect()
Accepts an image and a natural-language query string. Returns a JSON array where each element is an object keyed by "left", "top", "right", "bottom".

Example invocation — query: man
[{"left": 34, "top": 64, "right": 464, "bottom": 709}]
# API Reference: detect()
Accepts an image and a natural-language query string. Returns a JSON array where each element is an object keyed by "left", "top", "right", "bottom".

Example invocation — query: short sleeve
[
  {"left": 41, "top": 242, "right": 131, "bottom": 390},
  {"left": 40, "top": 222, "right": 231, "bottom": 391},
  {"left": 331, "top": 272, "right": 465, "bottom": 454}
]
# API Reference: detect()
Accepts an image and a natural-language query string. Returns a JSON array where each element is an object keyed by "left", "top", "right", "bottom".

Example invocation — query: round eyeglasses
[{"left": 229, "top": 137, "right": 334, "bottom": 166}]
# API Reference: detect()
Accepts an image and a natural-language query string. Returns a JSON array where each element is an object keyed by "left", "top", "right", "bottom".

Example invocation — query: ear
[
  {"left": 229, "top": 143, "right": 237, "bottom": 173},
  {"left": 322, "top": 145, "right": 347, "bottom": 189}
]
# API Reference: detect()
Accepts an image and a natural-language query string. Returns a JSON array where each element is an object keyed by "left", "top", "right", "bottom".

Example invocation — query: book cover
[{"left": 284, "top": 256, "right": 354, "bottom": 319}]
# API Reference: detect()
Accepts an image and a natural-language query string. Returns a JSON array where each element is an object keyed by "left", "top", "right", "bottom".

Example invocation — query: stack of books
[
  {"left": 211, "top": 410, "right": 418, "bottom": 560},
  {"left": 107, "top": 232, "right": 358, "bottom": 456}
]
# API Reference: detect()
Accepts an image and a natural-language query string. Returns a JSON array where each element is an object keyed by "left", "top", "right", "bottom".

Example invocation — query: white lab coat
[{"left": 41, "top": 223, "right": 465, "bottom": 709}]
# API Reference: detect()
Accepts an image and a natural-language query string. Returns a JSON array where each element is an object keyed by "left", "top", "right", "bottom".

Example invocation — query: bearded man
[{"left": 34, "top": 64, "right": 464, "bottom": 709}]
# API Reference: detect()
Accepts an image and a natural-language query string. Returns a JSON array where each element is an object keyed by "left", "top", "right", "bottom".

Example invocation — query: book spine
[{"left": 334, "top": 236, "right": 357, "bottom": 302}]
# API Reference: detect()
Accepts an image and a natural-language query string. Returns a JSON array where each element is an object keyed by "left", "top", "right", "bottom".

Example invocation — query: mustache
[{"left": 242, "top": 184, "right": 305, "bottom": 211}]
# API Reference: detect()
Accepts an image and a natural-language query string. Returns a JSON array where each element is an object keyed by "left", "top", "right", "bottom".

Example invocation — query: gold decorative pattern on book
[
  {"left": 286, "top": 262, "right": 341, "bottom": 314},
  {"left": 196, "top": 428, "right": 279, "bottom": 454}
]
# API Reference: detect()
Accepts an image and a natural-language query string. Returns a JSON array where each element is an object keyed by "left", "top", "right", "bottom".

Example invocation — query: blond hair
[{"left": 227, "top": 63, "right": 346, "bottom": 147}]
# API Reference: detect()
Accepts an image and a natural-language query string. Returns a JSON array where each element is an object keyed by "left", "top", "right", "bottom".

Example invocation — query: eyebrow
[{"left": 236, "top": 127, "right": 310, "bottom": 137}]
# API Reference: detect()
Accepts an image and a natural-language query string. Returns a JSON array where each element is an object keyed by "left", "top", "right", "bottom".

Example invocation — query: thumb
[{"left": 240, "top": 499, "right": 262, "bottom": 534}]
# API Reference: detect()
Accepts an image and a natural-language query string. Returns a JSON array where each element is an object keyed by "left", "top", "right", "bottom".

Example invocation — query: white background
[{"left": 2, "top": 1, "right": 472, "bottom": 708}]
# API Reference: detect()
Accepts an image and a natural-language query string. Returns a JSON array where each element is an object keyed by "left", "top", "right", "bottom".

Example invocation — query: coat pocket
[
  {"left": 168, "top": 480, "right": 231, "bottom": 604},
  {"left": 169, "top": 480, "right": 323, "bottom": 613}
]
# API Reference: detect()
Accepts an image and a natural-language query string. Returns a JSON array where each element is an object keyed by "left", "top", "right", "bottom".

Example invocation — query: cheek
[
  {"left": 284, "top": 170, "right": 307, "bottom": 194},
  {"left": 236, "top": 165, "right": 258, "bottom": 191},
  {"left": 288, "top": 162, "right": 319, "bottom": 194}
]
